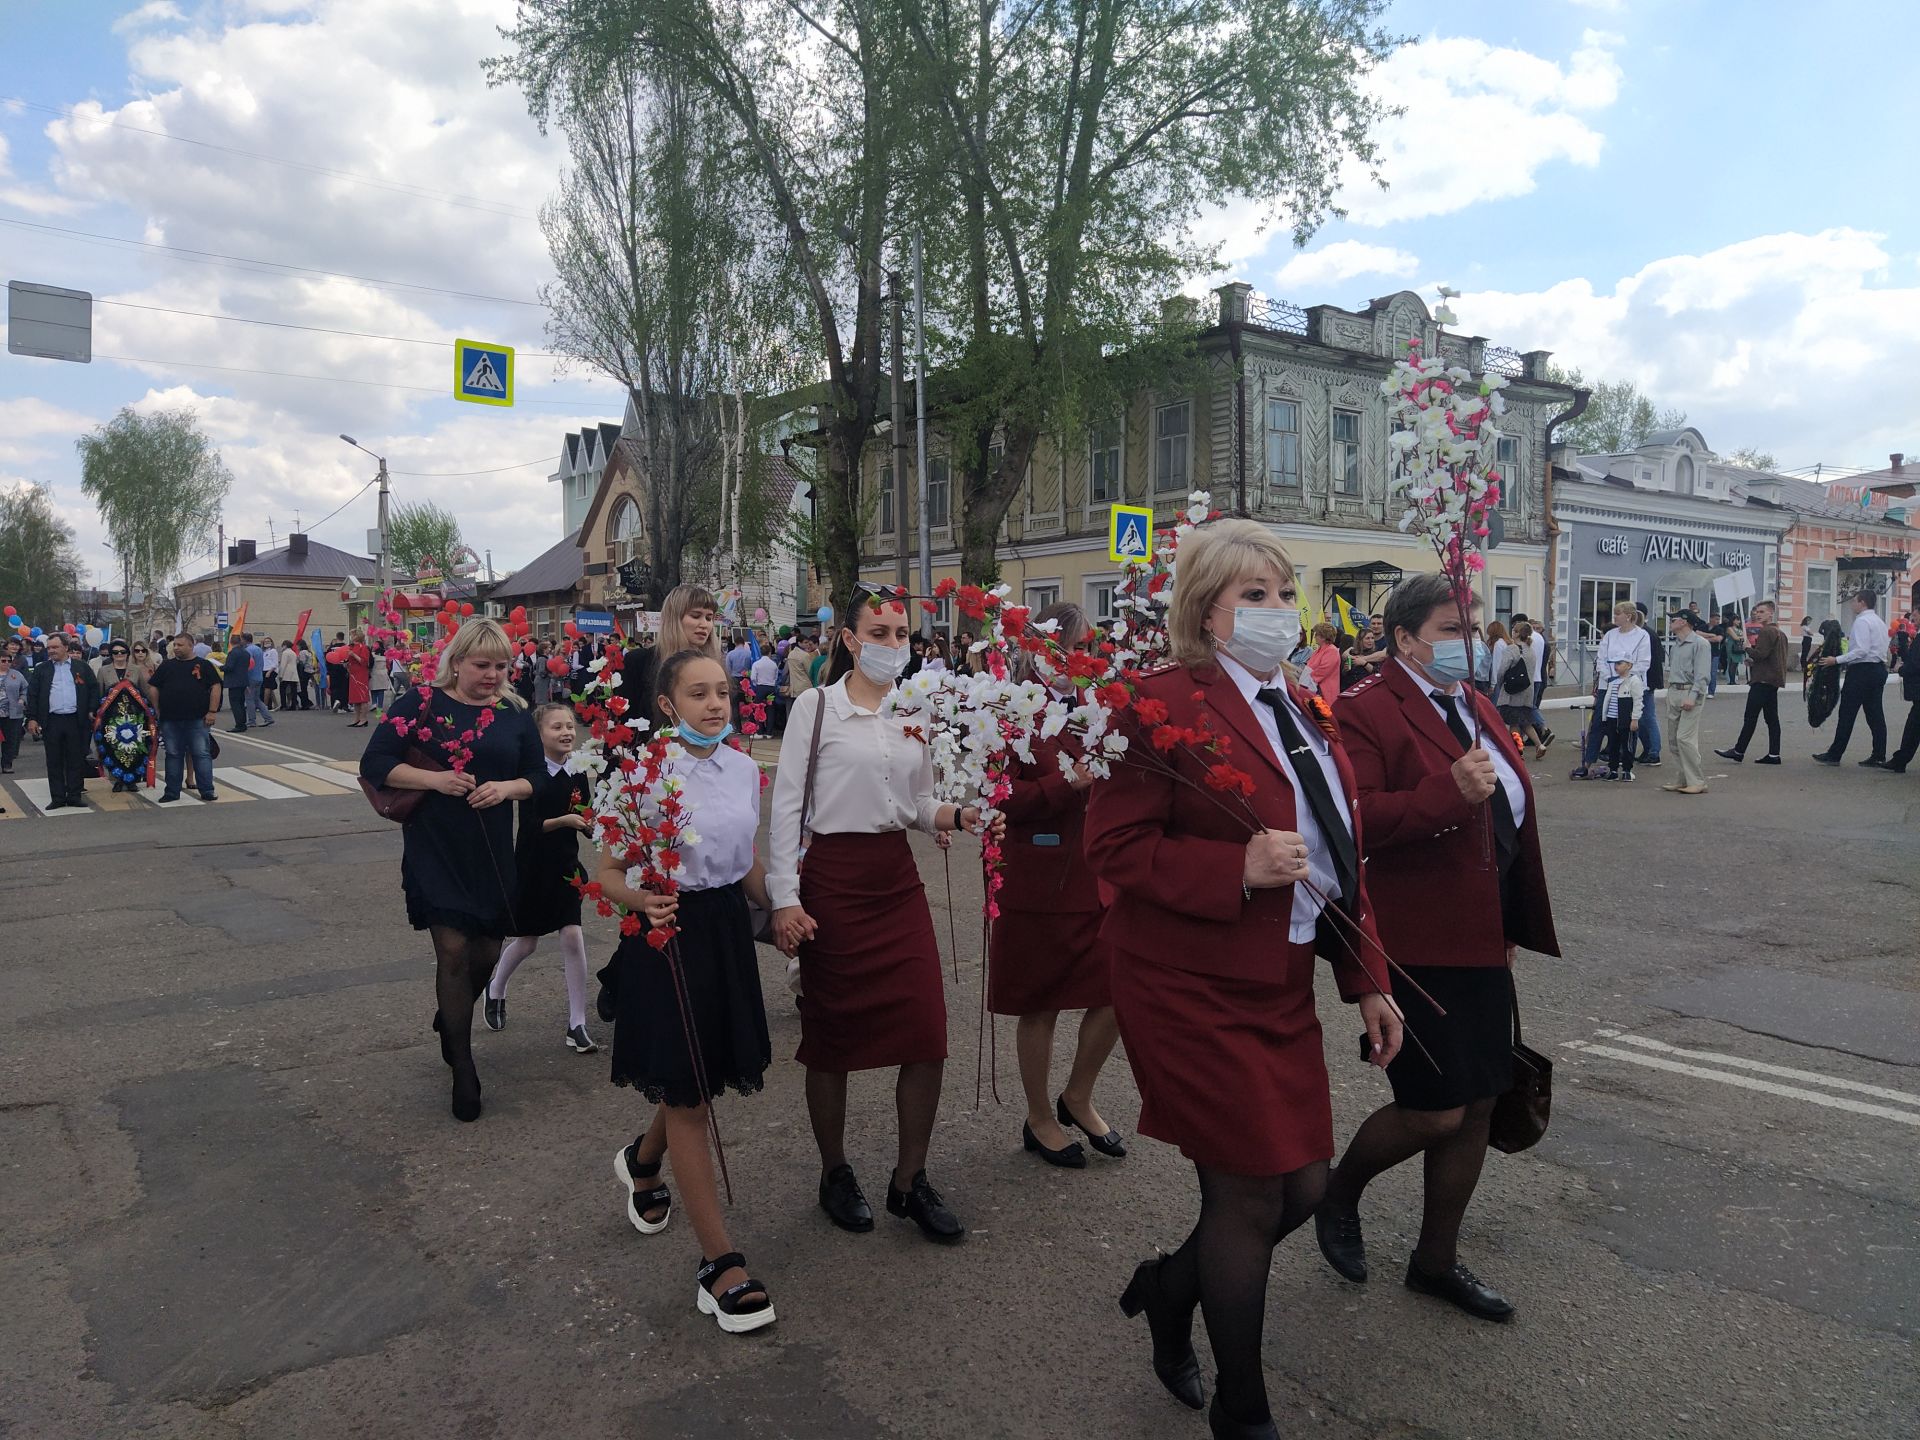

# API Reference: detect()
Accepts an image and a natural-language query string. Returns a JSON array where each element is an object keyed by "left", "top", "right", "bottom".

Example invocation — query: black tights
[
  {"left": 1327, "top": 1097, "right": 1497, "bottom": 1272},
  {"left": 432, "top": 925, "right": 501, "bottom": 1118},
  {"left": 1154, "top": 1161, "right": 1326, "bottom": 1426}
]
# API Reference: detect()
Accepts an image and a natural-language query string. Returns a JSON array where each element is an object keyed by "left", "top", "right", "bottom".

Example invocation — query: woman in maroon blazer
[
  {"left": 1085, "top": 520, "right": 1402, "bottom": 1440},
  {"left": 1318, "top": 571, "right": 1560, "bottom": 1323},
  {"left": 990, "top": 602, "right": 1125, "bottom": 1169}
]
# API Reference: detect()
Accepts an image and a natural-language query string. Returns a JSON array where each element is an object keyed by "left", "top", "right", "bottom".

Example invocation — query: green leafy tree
[
  {"left": 385, "top": 501, "right": 464, "bottom": 577},
  {"left": 906, "top": 0, "right": 1402, "bottom": 581},
  {"left": 75, "top": 407, "right": 230, "bottom": 604},
  {"left": 1725, "top": 445, "right": 1778, "bottom": 471},
  {"left": 0, "top": 482, "right": 83, "bottom": 627},
  {"left": 492, "top": 0, "right": 915, "bottom": 606},
  {"left": 1546, "top": 365, "right": 1687, "bottom": 455}
]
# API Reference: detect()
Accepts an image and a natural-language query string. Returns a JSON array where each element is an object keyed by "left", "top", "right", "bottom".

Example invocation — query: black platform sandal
[
  {"left": 695, "top": 1252, "right": 776, "bottom": 1334},
  {"left": 613, "top": 1142, "right": 672, "bottom": 1234}
]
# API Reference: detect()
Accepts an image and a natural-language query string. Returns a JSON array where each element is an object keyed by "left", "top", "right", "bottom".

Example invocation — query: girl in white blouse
[
  {"left": 599, "top": 650, "right": 777, "bottom": 1334},
  {"left": 768, "top": 584, "right": 993, "bottom": 1244}
]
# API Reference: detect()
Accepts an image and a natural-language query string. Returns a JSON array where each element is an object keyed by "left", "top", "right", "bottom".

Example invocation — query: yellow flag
[{"left": 1334, "top": 595, "right": 1359, "bottom": 636}]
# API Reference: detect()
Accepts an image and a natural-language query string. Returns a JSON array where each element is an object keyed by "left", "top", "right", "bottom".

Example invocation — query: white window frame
[
  {"left": 1494, "top": 583, "right": 1517, "bottom": 628},
  {"left": 1024, "top": 581, "right": 1062, "bottom": 612},
  {"left": 1085, "top": 575, "right": 1121, "bottom": 628},
  {"left": 1264, "top": 398, "right": 1300, "bottom": 490},
  {"left": 1578, "top": 576, "right": 1636, "bottom": 646},
  {"left": 1154, "top": 400, "right": 1191, "bottom": 494},
  {"left": 1804, "top": 563, "right": 1836, "bottom": 627},
  {"left": 926, "top": 455, "right": 951, "bottom": 530},
  {"left": 1089, "top": 424, "right": 1123, "bottom": 506},
  {"left": 1331, "top": 408, "right": 1361, "bottom": 496},
  {"left": 1495, "top": 436, "right": 1520, "bottom": 511}
]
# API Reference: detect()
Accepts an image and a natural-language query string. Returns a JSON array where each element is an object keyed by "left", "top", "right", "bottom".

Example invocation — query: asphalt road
[{"left": 2, "top": 697, "right": 1916, "bottom": 1440}]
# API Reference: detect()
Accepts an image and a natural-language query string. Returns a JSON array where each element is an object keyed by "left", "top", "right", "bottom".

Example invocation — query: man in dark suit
[{"left": 25, "top": 631, "right": 102, "bottom": 808}]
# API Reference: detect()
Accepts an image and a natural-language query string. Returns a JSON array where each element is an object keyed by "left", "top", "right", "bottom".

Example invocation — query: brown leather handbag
[
  {"left": 358, "top": 744, "right": 449, "bottom": 824},
  {"left": 1488, "top": 969, "right": 1552, "bottom": 1154}
]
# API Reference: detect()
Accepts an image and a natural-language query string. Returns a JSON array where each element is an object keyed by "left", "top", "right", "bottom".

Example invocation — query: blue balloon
[
  {"left": 30, "top": 627, "right": 42, "bottom": 638},
  {"left": 815, "top": 604, "right": 833, "bottom": 625}
]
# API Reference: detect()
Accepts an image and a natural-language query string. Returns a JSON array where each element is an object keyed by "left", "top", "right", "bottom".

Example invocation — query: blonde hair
[
  {"left": 659, "top": 583, "right": 722, "bottom": 660},
  {"left": 434, "top": 618, "right": 526, "bottom": 707},
  {"left": 1168, "top": 519, "right": 1297, "bottom": 671}
]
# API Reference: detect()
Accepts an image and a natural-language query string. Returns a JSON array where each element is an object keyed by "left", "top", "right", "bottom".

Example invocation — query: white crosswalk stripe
[{"left": 214, "top": 767, "right": 308, "bottom": 801}]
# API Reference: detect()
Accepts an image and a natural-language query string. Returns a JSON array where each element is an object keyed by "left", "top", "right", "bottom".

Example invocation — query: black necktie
[
  {"left": 1256, "top": 688, "right": 1356, "bottom": 906},
  {"left": 1430, "top": 689, "right": 1519, "bottom": 873}
]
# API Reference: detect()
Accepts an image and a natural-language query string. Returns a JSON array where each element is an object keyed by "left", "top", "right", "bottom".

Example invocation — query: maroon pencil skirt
[
  {"left": 1111, "top": 938, "right": 1332, "bottom": 1177},
  {"left": 988, "top": 906, "right": 1111, "bottom": 1016},
  {"left": 796, "top": 830, "right": 947, "bottom": 1072}
]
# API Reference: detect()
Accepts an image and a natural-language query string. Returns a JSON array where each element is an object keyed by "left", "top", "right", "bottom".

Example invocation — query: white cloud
[
  {"left": 6, "top": 0, "right": 623, "bottom": 575},
  {"left": 1452, "top": 228, "right": 1920, "bottom": 466},
  {"left": 0, "top": 135, "right": 82, "bottom": 215},
  {"left": 1340, "top": 29, "right": 1623, "bottom": 225},
  {"left": 1274, "top": 241, "right": 1419, "bottom": 294},
  {"left": 111, "top": 2, "right": 185, "bottom": 36}
]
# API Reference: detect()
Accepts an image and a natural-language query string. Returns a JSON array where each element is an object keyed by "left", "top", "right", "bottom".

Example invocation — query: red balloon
[
  {"left": 545, "top": 657, "right": 570, "bottom": 676},
  {"left": 2, "top": 606, "right": 15, "bottom": 617},
  {"left": 442, "top": 600, "right": 457, "bottom": 612},
  {"left": 563, "top": 622, "right": 579, "bottom": 638},
  {"left": 64, "top": 623, "right": 76, "bottom": 633},
  {"left": 510, "top": 606, "right": 527, "bottom": 622},
  {"left": 459, "top": 602, "right": 474, "bottom": 616}
]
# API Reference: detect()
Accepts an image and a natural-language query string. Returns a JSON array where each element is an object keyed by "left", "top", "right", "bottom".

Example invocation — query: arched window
[
  {"left": 1675, "top": 455, "right": 1695, "bottom": 495},
  {"left": 608, "top": 496, "right": 641, "bottom": 547}
]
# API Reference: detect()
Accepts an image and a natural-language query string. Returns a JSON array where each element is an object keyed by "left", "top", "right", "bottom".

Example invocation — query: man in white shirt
[
  {"left": 749, "top": 647, "right": 782, "bottom": 731},
  {"left": 1813, "top": 590, "right": 1892, "bottom": 766},
  {"left": 1577, "top": 603, "right": 1650, "bottom": 773}
]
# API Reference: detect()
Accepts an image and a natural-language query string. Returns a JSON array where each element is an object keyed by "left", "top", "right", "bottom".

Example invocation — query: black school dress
[
  {"left": 360, "top": 688, "right": 545, "bottom": 937},
  {"left": 512, "top": 761, "right": 591, "bottom": 935},
  {"left": 607, "top": 743, "right": 771, "bottom": 1107}
]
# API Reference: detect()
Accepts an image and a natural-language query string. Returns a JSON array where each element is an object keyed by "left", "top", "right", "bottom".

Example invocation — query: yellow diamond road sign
[
  {"left": 1109, "top": 504, "right": 1153, "bottom": 564},
  {"left": 454, "top": 338, "right": 514, "bottom": 407}
]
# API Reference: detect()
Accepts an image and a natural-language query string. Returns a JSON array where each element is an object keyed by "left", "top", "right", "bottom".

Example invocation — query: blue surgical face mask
[
  {"left": 673, "top": 718, "right": 734, "bottom": 750},
  {"left": 1421, "top": 636, "right": 1476, "bottom": 686}
]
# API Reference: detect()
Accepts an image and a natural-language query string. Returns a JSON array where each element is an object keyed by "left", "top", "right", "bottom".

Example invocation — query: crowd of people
[
  {"left": 1562, "top": 592, "right": 1919, "bottom": 790},
  {"left": 357, "top": 538, "right": 1568, "bottom": 1440}
]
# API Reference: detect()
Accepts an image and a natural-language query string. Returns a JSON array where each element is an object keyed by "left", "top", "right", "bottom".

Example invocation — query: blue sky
[{"left": 2, "top": 0, "right": 1915, "bottom": 594}]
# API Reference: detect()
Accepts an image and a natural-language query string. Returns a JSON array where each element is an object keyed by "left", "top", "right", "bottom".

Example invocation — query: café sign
[{"left": 1593, "top": 530, "right": 1754, "bottom": 570}]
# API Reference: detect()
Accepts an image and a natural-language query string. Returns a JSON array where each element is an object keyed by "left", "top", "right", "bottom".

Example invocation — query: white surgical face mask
[
  {"left": 1215, "top": 606, "right": 1300, "bottom": 677},
  {"left": 855, "top": 638, "right": 909, "bottom": 685}
]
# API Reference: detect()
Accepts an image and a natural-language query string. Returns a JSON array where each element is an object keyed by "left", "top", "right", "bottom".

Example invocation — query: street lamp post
[{"left": 339, "top": 435, "right": 391, "bottom": 593}]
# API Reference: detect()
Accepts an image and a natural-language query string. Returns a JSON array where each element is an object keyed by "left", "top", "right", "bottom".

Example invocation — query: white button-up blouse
[{"left": 766, "top": 678, "right": 944, "bottom": 910}]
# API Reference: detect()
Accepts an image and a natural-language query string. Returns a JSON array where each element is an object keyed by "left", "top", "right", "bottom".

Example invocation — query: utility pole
[
  {"left": 375, "top": 454, "right": 391, "bottom": 593},
  {"left": 890, "top": 268, "right": 910, "bottom": 592},
  {"left": 485, "top": 549, "right": 495, "bottom": 582},
  {"left": 913, "top": 232, "right": 932, "bottom": 636}
]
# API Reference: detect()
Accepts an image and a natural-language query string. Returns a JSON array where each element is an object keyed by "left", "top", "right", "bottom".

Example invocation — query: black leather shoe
[
  {"left": 1714, "top": 747, "right": 1744, "bottom": 762},
  {"left": 1057, "top": 1095, "right": 1127, "bottom": 1158},
  {"left": 1885, "top": 760, "right": 1909, "bottom": 773},
  {"left": 1023, "top": 1121, "right": 1086, "bottom": 1168},
  {"left": 1859, "top": 757, "right": 1888, "bottom": 768},
  {"left": 1118, "top": 1254, "right": 1204, "bottom": 1410},
  {"left": 818, "top": 1164, "right": 873, "bottom": 1233},
  {"left": 484, "top": 997, "right": 506, "bottom": 1031},
  {"left": 1812, "top": 752, "right": 1840, "bottom": 765},
  {"left": 1404, "top": 1260, "right": 1514, "bottom": 1322},
  {"left": 886, "top": 1169, "right": 964, "bottom": 1243},
  {"left": 1756, "top": 755, "right": 1782, "bottom": 765},
  {"left": 1314, "top": 1199, "right": 1367, "bottom": 1282},
  {"left": 1208, "top": 1395, "right": 1279, "bottom": 1439}
]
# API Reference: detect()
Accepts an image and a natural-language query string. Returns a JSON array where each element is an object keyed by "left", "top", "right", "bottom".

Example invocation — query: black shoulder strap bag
[{"left": 1488, "top": 967, "right": 1551, "bottom": 1153}]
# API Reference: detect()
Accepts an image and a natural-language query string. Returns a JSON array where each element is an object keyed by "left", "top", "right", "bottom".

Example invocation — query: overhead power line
[
  {"left": 0, "top": 217, "right": 547, "bottom": 308},
  {"left": 390, "top": 458, "right": 560, "bottom": 477},
  {"left": 94, "top": 351, "right": 616, "bottom": 409},
  {"left": 95, "top": 296, "right": 563, "bottom": 356},
  {"left": 4, "top": 97, "right": 539, "bottom": 220}
]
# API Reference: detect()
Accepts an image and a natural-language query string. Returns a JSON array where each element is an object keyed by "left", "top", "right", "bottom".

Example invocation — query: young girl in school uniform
[
  {"left": 767, "top": 584, "right": 996, "bottom": 1244},
  {"left": 484, "top": 702, "right": 598, "bottom": 1052},
  {"left": 601, "top": 650, "right": 777, "bottom": 1334}
]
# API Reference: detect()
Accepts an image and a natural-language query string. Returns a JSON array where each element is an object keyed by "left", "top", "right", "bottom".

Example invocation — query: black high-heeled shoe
[
  {"left": 1118, "top": 1253, "right": 1204, "bottom": 1410},
  {"left": 1057, "top": 1094, "right": 1128, "bottom": 1159},
  {"left": 1022, "top": 1121, "right": 1086, "bottom": 1168},
  {"left": 1207, "top": 1395, "right": 1279, "bottom": 1439}
]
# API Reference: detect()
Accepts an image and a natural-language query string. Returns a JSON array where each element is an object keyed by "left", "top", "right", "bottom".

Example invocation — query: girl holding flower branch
[
  {"left": 596, "top": 650, "right": 778, "bottom": 1334},
  {"left": 1084, "top": 522, "right": 1402, "bottom": 1440}
]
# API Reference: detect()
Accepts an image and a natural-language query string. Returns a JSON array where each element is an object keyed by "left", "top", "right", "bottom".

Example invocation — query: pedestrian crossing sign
[
  {"left": 453, "top": 338, "right": 514, "bottom": 407},
  {"left": 1109, "top": 504, "right": 1153, "bottom": 564}
]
